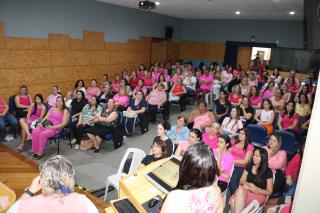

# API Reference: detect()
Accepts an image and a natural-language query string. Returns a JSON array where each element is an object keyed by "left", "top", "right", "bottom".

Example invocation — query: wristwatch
[{"left": 24, "top": 188, "right": 35, "bottom": 197}]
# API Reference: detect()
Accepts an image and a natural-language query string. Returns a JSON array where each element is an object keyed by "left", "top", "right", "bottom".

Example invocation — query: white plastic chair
[{"left": 103, "top": 148, "right": 146, "bottom": 201}]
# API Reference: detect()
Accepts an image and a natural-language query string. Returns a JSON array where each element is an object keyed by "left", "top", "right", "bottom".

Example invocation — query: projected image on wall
[{"left": 250, "top": 47, "right": 272, "bottom": 71}]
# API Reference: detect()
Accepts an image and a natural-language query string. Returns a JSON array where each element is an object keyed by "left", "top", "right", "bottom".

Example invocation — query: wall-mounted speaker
[{"left": 165, "top": 26, "right": 173, "bottom": 39}]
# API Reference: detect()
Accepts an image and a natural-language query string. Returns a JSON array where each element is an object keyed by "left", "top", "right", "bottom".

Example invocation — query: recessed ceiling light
[
  {"left": 289, "top": 11, "right": 295, "bottom": 15},
  {"left": 155, "top": 1, "right": 160, "bottom": 6},
  {"left": 235, "top": 11, "right": 241, "bottom": 15}
]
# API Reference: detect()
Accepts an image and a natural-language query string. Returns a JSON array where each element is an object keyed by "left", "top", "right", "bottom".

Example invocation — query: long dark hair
[
  {"left": 219, "top": 134, "right": 232, "bottom": 149},
  {"left": 190, "top": 128, "right": 202, "bottom": 141},
  {"left": 283, "top": 101, "right": 295, "bottom": 118},
  {"left": 31, "top": 94, "right": 44, "bottom": 116},
  {"left": 175, "top": 142, "right": 219, "bottom": 190},
  {"left": 249, "top": 86, "right": 260, "bottom": 98},
  {"left": 250, "top": 147, "right": 269, "bottom": 186},
  {"left": 153, "top": 138, "right": 168, "bottom": 159},
  {"left": 74, "top": 80, "right": 85, "bottom": 89},
  {"left": 235, "top": 128, "right": 251, "bottom": 151},
  {"left": 220, "top": 90, "right": 229, "bottom": 104},
  {"left": 225, "top": 107, "right": 240, "bottom": 131},
  {"left": 56, "top": 96, "right": 67, "bottom": 111}
]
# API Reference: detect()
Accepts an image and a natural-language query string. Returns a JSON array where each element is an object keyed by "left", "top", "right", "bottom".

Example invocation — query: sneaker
[
  {"left": 4, "top": 135, "right": 13, "bottom": 142},
  {"left": 71, "top": 139, "right": 77, "bottom": 145},
  {"left": 7, "top": 134, "right": 14, "bottom": 141},
  {"left": 74, "top": 144, "right": 79, "bottom": 150}
]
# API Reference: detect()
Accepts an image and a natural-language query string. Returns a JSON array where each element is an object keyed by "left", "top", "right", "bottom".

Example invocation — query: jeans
[
  {"left": 283, "top": 181, "right": 297, "bottom": 197},
  {"left": 0, "top": 113, "right": 18, "bottom": 138},
  {"left": 229, "top": 166, "right": 244, "bottom": 195}
]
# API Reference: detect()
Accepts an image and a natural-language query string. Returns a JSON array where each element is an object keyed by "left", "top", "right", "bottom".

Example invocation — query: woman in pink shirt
[
  {"left": 174, "top": 128, "right": 202, "bottom": 159},
  {"left": 281, "top": 83, "right": 292, "bottom": 103},
  {"left": 229, "top": 84, "right": 243, "bottom": 106},
  {"left": 112, "top": 74, "right": 122, "bottom": 94},
  {"left": 188, "top": 101, "right": 216, "bottom": 132},
  {"left": 262, "top": 81, "right": 276, "bottom": 100},
  {"left": 86, "top": 79, "right": 101, "bottom": 100},
  {"left": 249, "top": 86, "right": 262, "bottom": 109},
  {"left": 264, "top": 134, "right": 287, "bottom": 194},
  {"left": 146, "top": 83, "right": 168, "bottom": 123},
  {"left": 14, "top": 85, "right": 33, "bottom": 118},
  {"left": 144, "top": 71, "right": 154, "bottom": 90},
  {"left": 270, "top": 88, "right": 285, "bottom": 112},
  {"left": 113, "top": 87, "right": 129, "bottom": 111},
  {"left": 133, "top": 79, "right": 147, "bottom": 98},
  {"left": 202, "top": 122, "right": 220, "bottom": 149},
  {"left": 195, "top": 69, "right": 214, "bottom": 103},
  {"left": 248, "top": 71, "right": 258, "bottom": 87},
  {"left": 229, "top": 128, "right": 254, "bottom": 194},
  {"left": 7, "top": 155, "right": 98, "bottom": 213},
  {"left": 153, "top": 74, "right": 169, "bottom": 92},
  {"left": 46, "top": 86, "right": 61, "bottom": 108},
  {"left": 171, "top": 68, "right": 183, "bottom": 85},
  {"left": 213, "top": 134, "right": 234, "bottom": 192},
  {"left": 137, "top": 64, "right": 146, "bottom": 78},
  {"left": 287, "top": 76, "right": 299, "bottom": 94},
  {"left": 278, "top": 101, "right": 299, "bottom": 134}
]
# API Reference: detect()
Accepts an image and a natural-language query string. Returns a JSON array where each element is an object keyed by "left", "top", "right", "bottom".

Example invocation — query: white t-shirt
[{"left": 183, "top": 76, "right": 197, "bottom": 90}]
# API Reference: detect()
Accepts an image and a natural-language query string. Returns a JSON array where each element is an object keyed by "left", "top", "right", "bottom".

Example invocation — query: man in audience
[{"left": 0, "top": 96, "right": 18, "bottom": 142}]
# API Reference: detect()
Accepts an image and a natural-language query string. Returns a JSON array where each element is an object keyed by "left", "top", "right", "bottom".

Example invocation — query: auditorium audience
[
  {"left": 146, "top": 83, "right": 169, "bottom": 123},
  {"left": 161, "top": 142, "right": 223, "bottom": 213},
  {"left": 168, "top": 78, "right": 187, "bottom": 112},
  {"left": 202, "top": 122, "right": 220, "bottom": 150},
  {"left": 14, "top": 85, "right": 33, "bottom": 119},
  {"left": 17, "top": 94, "right": 46, "bottom": 151},
  {"left": 73, "top": 80, "right": 87, "bottom": 97},
  {"left": 254, "top": 100, "right": 275, "bottom": 135},
  {"left": 221, "top": 107, "right": 243, "bottom": 138},
  {"left": 31, "top": 96, "right": 69, "bottom": 160},
  {"left": 113, "top": 87, "right": 129, "bottom": 111},
  {"left": 249, "top": 86, "right": 263, "bottom": 109},
  {"left": 174, "top": 128, "right": 202, "bottom": 159},
  {"left": 7, "top": 155, "right": 98, "bottom": 213},
  {"left": 167, "top": 116, "right": 189, "bottom": 145},
  {"left": 213, "top": 90, "right": 231, "bottom": 123}
]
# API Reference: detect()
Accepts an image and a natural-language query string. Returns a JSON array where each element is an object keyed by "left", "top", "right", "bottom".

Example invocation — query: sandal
[
  {"left": 32, "top": 153, "right": 38, "bottom": 159},
  {"left": 36, "top": 155, "right": 44, "bottom": 160},
  {"left": 17, "top": 144, "right": 25, "bottom": 152}
]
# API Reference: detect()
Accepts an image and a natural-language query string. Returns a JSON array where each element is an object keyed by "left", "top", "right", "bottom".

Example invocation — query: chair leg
[
  {"left": 103, "top": 179, "right": 110, "bottom": 201},
  {"left": 57, "top": 139, "right": 60, "bottom": 155}
]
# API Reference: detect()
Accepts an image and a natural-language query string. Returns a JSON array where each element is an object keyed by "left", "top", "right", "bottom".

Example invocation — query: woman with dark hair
[
  {"left": 287, "top": 76, "right": 299, "bottom": 94},
  {"left": 120, "top": 78, "right": 132, "bottom": 96},
  {"left": 278, "top": 101, "right": 300, "bottom": 137},
  {"left": 73, "top": 79, "right": 86, "bottom": 97},
  {"left": 113, "top": 87, "right": 129, "bottom": 112},
  {"left": 139, "top": 138, "right": 167, "bottom": 169},
  {"left": 281, "top": 83, "right": 292, "bottom": 103},
  {"left": 188, "top": 101, "right": 216, "bottom": 132},
  {"left": 100, "top": 74, "right": 110, "bottom": 89},
  {"left": 229, "top": 128, "right": 254, "bottom": 195},
  {"left": 194, "top": 68, "right": 214, "bottom": 103},
  {"left": 168, "top": 77, "right": 187, "bottom": 112},
  {"left": 153, "top": 73, "right": 169, "bottom": 91},
  {"left": 161, "top": 142, "right": 223, "bottom": 213},
  {"left": 31, "top": 96, "right": 70, "bottom": 160},
  {"left": 137, "top": 64, "right": 147, "bottom": 78},
  {"left": 272, "top": 69, "right": 282, "bottom": 85},
  {"left": 213, "top": 90, "right": 231, "bottom": 124},
  {"left": 295, "top": 84, "right": 313, "bottom": 105},
  {"left": 213, "top": 134, "right": 234, "bottom": 192},
  {"left": 132, "top": 79, "right": 147, "bottom": 98},
  {"left": 295, "top": 93, "right": 311, "bottom": 117},
  {"left": 270, "top": 88, "right": 285, "bottom": 112},
  {"left": 262, "top": 81, "right": 276, "bottom": 100},
  {"left": 14, "top": 85, "right": 33, "bottom": 119},
  {"left": 112, "top": 74, "right": 122, "bottom": 94},
  {"left": 221, "top": 107, "right": 243, "bottom": 138},
  {"left": 174, "top": 128, "right": 202, "bottom": 159},
  {"left": 239, "top": 96, "right": 254, "bottom": 125},
  {"left": 86, "top": 79, "right": 101, "bottom": 100},
  {"left": 229, "top": 147, "right": 273, "bottom": 212},
  {"left": 254, "top": 99, "right": 275, "bottom": 135},
  {"left": 17, "top": 94, "right": 46, "bottom": 151},
  {"left": 249, "top": 86, "right": 262, "bottom": 109},
  {"left": 152, "top": 121, "right": 173, "bottom": 156},
  {"left": 97, "top": 84, "right": 113, "bottom": 107},
  {"left": 129, "top": 70, "right": 140, "bottom": 88}
]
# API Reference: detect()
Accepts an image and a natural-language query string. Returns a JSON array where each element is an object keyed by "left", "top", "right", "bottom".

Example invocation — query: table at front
[
  {"left": 117, "top": 159, "right": 167, "bottom": 213},
  {"left": 0, "top": 143, "right": 109, "bottom": 213}
]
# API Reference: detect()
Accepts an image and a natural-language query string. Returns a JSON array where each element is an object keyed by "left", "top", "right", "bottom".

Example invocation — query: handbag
[
  {"left": 30, "top": 119, "right": 41, "bottom": 129},
  {"left": 41, "top": 119, "right": 53, "bottom": 127},
  {"left": 123, "top": 111, "right": 137, "bottom": 118}
]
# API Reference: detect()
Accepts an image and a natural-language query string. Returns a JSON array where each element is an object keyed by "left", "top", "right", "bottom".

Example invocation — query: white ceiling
[{"left": 96, "top": 0, "right": 303, "bottom": 20}]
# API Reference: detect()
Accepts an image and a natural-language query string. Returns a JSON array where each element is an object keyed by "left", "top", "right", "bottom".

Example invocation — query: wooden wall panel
[
  {"left": 166, "top": 40, "right": 180, "bottom": 63},
  {"left": 0, "top": 23, "right": 5, "bottom": 49},
  {"left": 49, "top": 34, "right": 70, "bottom": 50},
  {"left": 237, "top": 46, "right": 252, "bottom": 71},
  {"left": 1, "top": 50, "right": 51, "bottom": 68},
  {"left": 6, "top": 38, "right": 48, "bottom": 50},
  {"left": 83, "top": 31, "right": 104, "bottom": 50}
]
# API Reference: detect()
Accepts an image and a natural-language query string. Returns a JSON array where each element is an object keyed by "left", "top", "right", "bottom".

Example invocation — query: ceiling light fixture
[
  {"left": 155, "top": 1, "right": 160, "bottom": 6},
  {"left": 289, "top": 11, "right": 295, "bottom": 15},
  {"left": 235, "top": 11, "right": 241, "bottom": 15}
]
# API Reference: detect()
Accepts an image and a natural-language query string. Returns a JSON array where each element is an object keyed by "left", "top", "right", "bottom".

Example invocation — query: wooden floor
[{"left": 0, "top": 143, "right": 109, "bottom": 213}]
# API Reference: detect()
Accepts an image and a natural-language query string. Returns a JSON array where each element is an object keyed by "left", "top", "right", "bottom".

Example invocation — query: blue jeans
[
  {"left": 283, "top": 181, "right": 297, "bottom": 197},
  {"left": 0, "top": 113, "right": 18, "bottom": 138},
  {"left": 229, "top": 166, "right": 244, "bottom": 195}
]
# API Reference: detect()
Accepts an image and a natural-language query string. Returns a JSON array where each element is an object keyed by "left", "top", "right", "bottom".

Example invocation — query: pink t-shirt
[
  {"left": 47, "top": 94, "right": 61, "bottom": 107},
  {"left": 213, "top": 149, "right": 234, "bottom": 183},
  {"left": 193, "top": 112, "right": 211, "bottom": 131},
  {"left": 230, "top": 141, "right": 254, "bottom": 167},
  {"left": 86, "top": 87, "right": 101, "bottom": 100},
  {"left": 264, "top": 147, "right": 287, "bottom": 173},
  {"left": 199, "top": 74, "right": 214, "bottom": 91},
  {"left": 249, "top": 96, "right": 263, "bottom": 108},
  {"left": 112, "top": 81, "right": 122, "bottom": 93},
  {"left": 137, "top": 70, "right": 146, "bottom": 78},
  {"left": 281, "top": 112, "right": 299, "bottom": 131},
  {"left": 133, "top": 86, "right": 147, "bottom": 96},
  {"left": 113, "top": 94, "right": 129, "bottom": 107},
  {"left": 144, "top": 78, "right": 154, "bottom": 88},
  {"left": 0, "top": 98, "right": 7, "bottom": 113},
  {"left": 147, "top": 90, "right": 166, "bottom": 105},
  {"left": 262, "top": 88, "right": 274, "bottom": 99},
  {"left": 202, "top": 132, "right": 219, "bottom": 149},
  {"left": 229, "top": 93, "right": 242, "bottom": 105},
  {"left": 177, "top": 140, "right": 191, "bottom": 154}
]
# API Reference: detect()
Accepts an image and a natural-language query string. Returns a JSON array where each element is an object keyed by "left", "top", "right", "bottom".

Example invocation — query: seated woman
[
  {"left": 295, "top": 84, "right": 313, "bottom": 105},
  {"left": 167, "top": 116, "right": 189, "bottom": 145},
  {"left": 14, "top": 85, "right": 33, "bottom": 119},
  {"left": 86, "top": 79, "right": 101, "bottom": 100},
  {"left": 264, "top": 134, "right": 287, "bottom": 195},
  {"left": 229, "top": 84, "right": 243, "bottom": 106},
  {"left": 281, "top": 83, "right": 292, "bottom": 103},
  {"left": 202, "top": 122, "right": 220, "bottom": 149},
  {"left": 7, "top": 155, "right": 98, "bottom": 213},
  {"left": 83, "top": 99, "right": 118, "bottom": 153},
  {"left": 168, "top": 78, "right": 187, "bottom": 112},
  {"left": 64, "top": 91, "right": 73, "bottom": 109},
  {"left": 254, "top": 99, "right": 275, "bottom": 135},
  {"left": 46, "top": 86, "right": 61, "bottom": 108},
  {"left": 73, "top": 96, "right": 102, "bottom": 150},
  {"left": 100, "top": 74, "right": 110, "bottom": 90},
  {"left": 70, "top": 90, "right": 88, "bottom": 142},
  {"left": 97, "top": 84, "right": 113, "bottom": 107},
  {"left": 111, "top": 74, "right": 122, "bottom": 94},
  {"left": 229, "top": 128, "right": 254, "bottom": 195},
  {"left": 270, "top": 88, "right": 285, "bottom": 112},
  {"left": 287, "top": 76, "right": 299, "bottom": 94},
  {"left": 221, "top": 107, "right": 243, "bottom": 138},
  {"left": 278, "top": 101, "right": 300, "bottom": 139},
  {"left": 170, "top": 68, "right": 182, "bottom": 86},
  {"left": 129, "top": 70, "right": 140, "bottom": 88},
  {"left": 261, "top": 81, "right": 276, "bottom": 100},
  {"left": 137, "top": 64, "right": 146, "bottom": 78},
  {"left": 161, "top": 142, "right": 224, "bottom": 213},
  {"left": 146, "top": 83, "right": 169, "bottom": 123},
  {"left": 229, "top": 147, "right": 273, "bottom": 212},
  {"left": 249, "top": 86, "right": 263, "bottom": 109},
  {"left": 132, "top": 79, "right": 147, "bottom": 98},
  {"left": 0, "top": 96, "right": 18, "bottom": 142},
  {"left": 194, "top": 69, "right": 214, "bottom": 103},
  {"left": 188, "top": 101, "right": 215, "bottom": 132},
  {"left": 174, "top": 128, "right": 202, "bottom": 159},
  {"left": 248, "top": 71, "right": 258, "bottom": 88},
  {"left": 31, "top": 96, "right": 70, "bottom": 160},
  {"left": 213, "top": 134, "right": 234, "bottom": 193},
  {"left": 152, "top": 121, "right": 174, "bottom": 156},
  {"left": 113, "top": 87, "right": 129, "bottom": 112},
  {"left": 120, "top": 78, "right": 132, "bottom": 96},
  {"left": 213, "top": 90, "right": 231, "bottom": 124},
  {"left": 139, "top": 138, "right": 167, "bottom": 169},
  {"left": 153, "top": 74, "right": 169, "bottom": 92},
  {"left": 17, "top": 94, "right": 46, "bottom": 151},
  {"left": 125, "top": 90, "right": 149, "bottom": 135},
  {"left": 240, "top": 77, "right": 250, "bottom": 97},
  {"left": 183, "top": 70, "right": 197, "bottom": 95},
  {"left": 239, "top": 97, "right": 254, "bottom": 126},
  {"left": 144, "top": 71, "right": 154, "bottom": 92},
  {"left": 73, "top": 79, "right": 87, "bottom": 97},
  {"left": 295, "top": 93, "right": 311, "bottom": 118}
]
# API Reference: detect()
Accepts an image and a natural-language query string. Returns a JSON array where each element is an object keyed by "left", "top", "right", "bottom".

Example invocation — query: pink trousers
[{"left": 31, "top": 126, "right": 59, "bottom": 154}]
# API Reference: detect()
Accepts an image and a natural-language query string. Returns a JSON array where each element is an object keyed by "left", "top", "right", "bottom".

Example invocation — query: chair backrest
[
  {"left": 247, "top": 124, "right": 267, "bottom": 147},
  {"left": 8, "top": 95, "right": 16, "bottom": 114},
  {"left": 275, "top": 130, "right": 295, "bottom": 155},
  {"left": 117, "top": 148, "right": 146, "bottom": 175},
  {"left": 273, "top": 111, "right": 279, "bottom": 132}
]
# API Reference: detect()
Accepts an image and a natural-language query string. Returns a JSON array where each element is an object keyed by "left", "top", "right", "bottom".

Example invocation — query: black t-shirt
[
  {"left": 153, "top": 136, "right": 173, "bottom": 156},
  {"left": 239, "top": 106, "right": 254, "bottom": 123},
  {"left": 71, "top": 98, "right": 88, "bottom": 116},
  {"left": 141, "top": 155, "right": 162, "bottom": 166},
  {"left": 245, "top": 164, "right": 273, "bottom": 189},
  {"left": 98, "top": 92, "right": 113, "bottom": 104},
  {"left": 129, "top": 99, "right": 147, "bottom": 111}
]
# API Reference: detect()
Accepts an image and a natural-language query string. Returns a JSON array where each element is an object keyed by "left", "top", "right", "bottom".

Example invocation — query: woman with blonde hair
[{"left": 7, "top": 155, "right": 98, "bottom": 213}]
